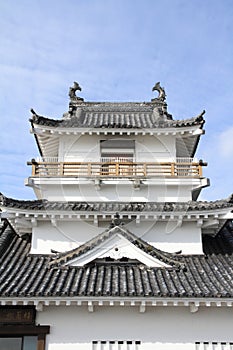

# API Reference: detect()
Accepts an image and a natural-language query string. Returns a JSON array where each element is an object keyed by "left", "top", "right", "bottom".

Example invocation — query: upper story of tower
[{"left": 26, "top": 82, "right": 209, "bottom": 202}]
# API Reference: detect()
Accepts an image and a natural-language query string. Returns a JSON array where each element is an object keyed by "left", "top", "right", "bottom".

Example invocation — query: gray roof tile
[
  {"left": 203, "top": 221, "right": 233, "bottom": 254},
  {"left": 30, "top": 102, "right": 205, "bottom": 129},
  {"left": 0, "top": 220, "right": 233, "bottom": 298},
  {"left": 49, "top": 224, "right": 184, "bottom": 269},
  {"left": 1, "top": 194, "right": 233, "bottom": 212}
]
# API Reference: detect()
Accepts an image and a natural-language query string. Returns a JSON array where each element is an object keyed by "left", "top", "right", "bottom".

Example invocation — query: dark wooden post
[{"left": 37, "top": 333, "right": 46, "bottom": 350}]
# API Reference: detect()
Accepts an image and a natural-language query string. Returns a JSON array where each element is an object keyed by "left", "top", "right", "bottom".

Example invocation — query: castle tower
[
  {"left": 0, "top": 83, "right": 233, "bottom": 350},
  {"left": 27, "top": 82, "right": 208, "bottom": 203}
]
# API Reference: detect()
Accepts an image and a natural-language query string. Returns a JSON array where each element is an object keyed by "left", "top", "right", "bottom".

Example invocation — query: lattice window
[
  {"left": 92, "top": 340, "right": 141, "bottom": 350},
  {"left": 195, "top": 342, "right": 233, "bottom": 350}
]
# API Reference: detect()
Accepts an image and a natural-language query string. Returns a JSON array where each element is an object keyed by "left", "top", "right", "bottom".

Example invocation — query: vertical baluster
[
  {"left": 116, "top": 163, "right": 119, "bottom": 176},
  {"left": 32, "top": 163, "right": 36, "bottom": 176},
  {"left": 171, "top": 162, "right": 175, "bottom": 176},
  {"left": 198, "top": 164, "right": 202, "bottom": 177},
  {"left": 87, "top": 163, "right": 91, "bottom": 176},
  {"left": 60, "top": 162, "right": 64, "bottom": 176},
  {"left": 143, "top": 163, "right": 147, "bottom": 176}
]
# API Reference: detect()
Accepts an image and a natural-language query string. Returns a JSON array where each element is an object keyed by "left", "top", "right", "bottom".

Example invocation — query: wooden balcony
[{"left": 28, "top": 160, "right": 205, "bottom": 178}]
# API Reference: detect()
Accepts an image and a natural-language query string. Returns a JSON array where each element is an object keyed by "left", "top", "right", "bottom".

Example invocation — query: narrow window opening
[{"left": 92, "top": 340, "right": 141, "bottom": 349}]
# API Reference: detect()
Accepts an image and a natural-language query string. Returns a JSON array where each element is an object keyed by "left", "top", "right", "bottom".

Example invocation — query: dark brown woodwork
[
  {"left": 37, "top": 333, "right": 46, "bottom": 350},
  {"left": 0, "top": 325, "right": 50, "bottom": 335},
  {"left": 0, "top": 325, "right": 50, "bottom": 350}
]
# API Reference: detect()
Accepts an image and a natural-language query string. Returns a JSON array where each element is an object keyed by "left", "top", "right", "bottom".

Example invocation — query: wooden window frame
[{"left": 0, "top": 325, "right": 50, "bottom": 350}]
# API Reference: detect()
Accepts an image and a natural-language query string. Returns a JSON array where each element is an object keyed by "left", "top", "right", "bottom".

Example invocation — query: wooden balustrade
[{"left": 28, "top": 160, "right": 205, "bottom": 178}]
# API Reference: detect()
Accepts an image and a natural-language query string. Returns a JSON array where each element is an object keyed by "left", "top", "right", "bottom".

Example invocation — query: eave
[
  {"left": 30, "top": 122, "right": 204, "bottom": 159},
  {"left": 1, "top": 204, "right": 232, "bottom": 236},
  {"left": 30, "top": 129, "right": 59, "bottom": 159},
  {"left": 0, "top": 297, "right": 233, "bottom": 314},
  {"left": 0, "top": 221, "right": 233, "bottom": 304},
  {"left": 31, "top": 122, "right": 204, "bottom": 135},
  {"left": 1, "top": 193, "right": 232, "bottom": 235}
]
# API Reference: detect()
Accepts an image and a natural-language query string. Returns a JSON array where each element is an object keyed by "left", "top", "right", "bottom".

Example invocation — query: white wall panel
[{"left": 36, "top": 306, "right": 233, "bottom": 350}]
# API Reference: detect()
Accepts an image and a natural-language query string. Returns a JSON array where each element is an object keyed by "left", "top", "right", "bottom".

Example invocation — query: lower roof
[
  {"left": 1, "top": 194, "right": 233, "bottom": 212},
  {"left": 0, "top": 220, "right": 232, "bottom": 299}
]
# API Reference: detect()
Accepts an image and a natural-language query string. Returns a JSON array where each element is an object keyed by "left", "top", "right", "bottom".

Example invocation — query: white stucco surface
[
  {"left": 128, "top": 221, "right": 203, "bottom": 254},
  {"left": 58, "top": 134, "right": 176, "bottom": 162},
  {"left": 28, "top": 132, "right": 208, "bottom": 202},
  {"left": 36, "top": 306, "right": 233, "bottom": 350},
  {"left": 30, "top": 220, "right": 202, "bottom": 255},
  {"left": 30, "top": 221, "right": 104, "bottom": 254},
  {"left": 29, "top": 179, "right": 205, "bottom": 202}
]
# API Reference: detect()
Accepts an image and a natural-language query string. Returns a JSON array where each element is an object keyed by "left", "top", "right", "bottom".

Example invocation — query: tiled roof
[
  {"left": 30, "top": 103, "right": 205, "bottom": 129},
  {"left": 203, "top": 221, "right": 233, "bottom": 255},
  {"left": 49, "top": 224, "right": 184, "bottom": 269},
  {"left": 1, "top": 194, "right": 233, "bottom": 212},
  {"left": 0, "top": 220, "right": 233, "bottom": 299}
]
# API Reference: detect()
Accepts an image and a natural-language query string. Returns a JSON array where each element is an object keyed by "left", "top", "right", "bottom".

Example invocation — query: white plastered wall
[
  {"left": 127, "top": 221, "right": 203, "bottom": 254},
  {"left": 135, "top": 135, "right": 175, "bottom": 161},
  {"left": 30, "top": 221, "right": 104, "bottom": 254},
  {"left": 36, "top": 306, "right": 233, "bottom": 350},
  {"left": 31, "top": 134, "right": 203, "bottom": 202},
  {"left": 30, "top": 220, "right": 202, "bottom": 255},
  {"left": 58, "top": 134, "right": 176, "bottom": 162},
  {"left": 33, "top": 181, "right": 196, "bottom": 202},
  {"left": 59, "top": 135, "right": 100, "bottom": 162}
]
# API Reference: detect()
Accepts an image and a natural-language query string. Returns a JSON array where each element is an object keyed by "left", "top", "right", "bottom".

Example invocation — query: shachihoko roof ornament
[
  {"left": 151, "top": 82, "right": 166, "bottom": 102},
  {"left": 68, "top": 81, "right": 84, "bottom": 102}
]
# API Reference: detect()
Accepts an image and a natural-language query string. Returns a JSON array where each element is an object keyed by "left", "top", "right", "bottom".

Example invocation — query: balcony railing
[{"left": 28, "top": 159, "right": 205, "bottom": 178}]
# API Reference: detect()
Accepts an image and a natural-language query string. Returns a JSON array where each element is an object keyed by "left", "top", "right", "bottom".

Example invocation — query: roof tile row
[
  {"left": 30, "top": 103, "right": 205, "bottom": 129},
  {"left": 1, "top": 194, "right": 233, "bottom": 212},
  {"left": 0, "top": 221, "right": 232, "bottom": 299}
]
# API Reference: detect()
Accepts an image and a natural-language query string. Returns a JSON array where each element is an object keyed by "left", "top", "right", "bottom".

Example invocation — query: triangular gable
[
  {"left": 49, "top": 225, "right": 185, "bottom": 269},
  {"left": 63, "top": 233, "right": 171, "bottom": 268}
]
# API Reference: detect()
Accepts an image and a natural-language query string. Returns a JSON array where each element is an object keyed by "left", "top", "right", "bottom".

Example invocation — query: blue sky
[{"left": 0, "top": 0, "right": 233, "bottom": 200}]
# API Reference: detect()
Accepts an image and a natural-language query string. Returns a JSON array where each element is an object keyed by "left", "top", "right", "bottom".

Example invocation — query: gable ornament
[
  {"left": 69, "top": 81, "right": 84, "bottom": 101},
  {"left": 151, "top": 82, "right": 166, "bottom": 102}
]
